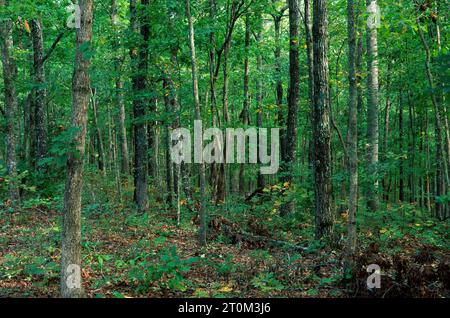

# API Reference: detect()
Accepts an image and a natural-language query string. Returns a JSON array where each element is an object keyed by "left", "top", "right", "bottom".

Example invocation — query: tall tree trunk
[
  {"left": 304, "top": 0, "right": 315, "bottom": 171},
  {"left": 60, "top": 0, "right": 93, "bottom": 298},
  {"left": 185, "top": 0, "right": 207, "bottom": 246},
  {"left": 272, "top": 2, "right": 288, "bottom": 160},
  {"left": 312, "top": 0, "right": 333, "bottom": 239},
  {"left": 255, "top": 26, "right": 265, "bottom": 189},
  {"left": 280, "top": 0, "right": 299, "bottom": 216},
  {"left": 345, "top": 0, "right": 358, "bottom": 270},
  {"left": 166, "top": 2, "right": 182, "bottom": 222},
  {"left": 30, "top": 19, "right": 47, "bottom": 167},
  {"left": 91, "top": 89, "right": 106, "bottom": 174},
  {"left": 239, "top": 15, "right": 251, "bottom": 193},
  {"left": 0, "top": 0, "right": 20, "bottom": 205},
  {"left": 382, "top": 61, "right": 392, "bottom": 202},
  {"left": 148, "top": 94, "right": 159, "bottom": 182},
  {"left": 365, "top": 0, "right": 380, "bottom": 212},
  {"left": 111, "top": 0, "right": 130, "bottom": 175},
  {"left": 163, "top": 79, "right": 174, "bottom": 209},
  {"left": 399, "top": 89, "right": 404, "bottom": 202},
  {"left": 130, "top": 0, "right": 149, "bottom": 210}
]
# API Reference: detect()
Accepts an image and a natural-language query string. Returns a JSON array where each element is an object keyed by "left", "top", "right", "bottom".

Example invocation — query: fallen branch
[{"left": 222, "top": 224, "right": 308, "bottom": 252}]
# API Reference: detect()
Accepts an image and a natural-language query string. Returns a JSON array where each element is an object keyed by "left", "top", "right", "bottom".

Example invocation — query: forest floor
[{"left": 0, "top": 178, "right": 449, "bottom": 298}]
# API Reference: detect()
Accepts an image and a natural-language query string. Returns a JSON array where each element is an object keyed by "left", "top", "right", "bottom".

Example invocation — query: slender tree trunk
[
  {"left": 239, "top": 15, "right": 251, "bottom": 193},
  {"left": 272, "top": 3, "right": 288, "bottom": 160},
  {"left": 130, "top": 0, "right": 149, "bottom": 210},
  {"left": 382, "top": 62, "right": 392, "bottom": 202},
  {"left": 345, "top": 0, "right": 358, "bottom": 270},
  {"left": 166, "top": 3, "right": 181, "bottom": 221},
  {"left": 60, "top": 0, "right": 93, "bottom": 298},
  {"left": 312, "top": 0, "right": 333, "bottom": 239},
  {"left": 163, "top": 80, "right": 173, "bottom": 208},
  {"left": 280, "top": 0, "right": 299, "bottom": 216},
  {"left": 111, "top": 0, "right": 130, "bottom": 175},
  {"left": 91, "top": 89, "right": 106, "bottom": 175},
  {"left": 365, "top": 0, "right": 380, "bottom": 212},
  {"left": 30, "top": 19, "right": 47, "bottom": 167},
  {"left": 255, "top": 26, "right": 265, "bottom": 189},
  {"left": 0, "top": 0, "right": 20, "bottom": 205},
  {"left": 186, "top": 0, "right": 207, "bottom": 246},
  {"left": 399, "top": 89, "right": 404, "bottom": 202}
]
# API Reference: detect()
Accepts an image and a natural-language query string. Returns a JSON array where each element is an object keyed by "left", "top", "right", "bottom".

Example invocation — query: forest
[{"left": 0, "top": 0, "right": 449, "bottom": 299}]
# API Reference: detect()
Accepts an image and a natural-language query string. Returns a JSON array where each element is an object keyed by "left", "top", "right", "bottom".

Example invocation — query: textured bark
[
  {"left": 185, "top": 0, "right": 207, "bottom": 246},
  {"left": 111, "top": 0, "right": 130, "bottom": 175},
  {"left": 345, "top": 0, "right": 358, "bottom": 267},
  {"left": 365, "top": 0, "right": 380, "bottom": 212},
  {"left": 255, "top": 28, "right": 265, "bottom": 189},
  {"left": 91, "top": 89, "right": 106, "bottom": 174},
  {"left": 60, "top": 0, "right": 93, "bottom": 298},
  {"left": 241, "top": 15, "right": 250, "bottom": 126},
  {"left": 238, "top": 15, "right": 251, "bottom": 193},
  {"left": 0, "top": 0, "right": 20, "bottom": 205},
  {"left": 148, "top": 95, "right": 158, "bottom": 181},
  {"left": 312, "top": 0, "right": 333, "bottom": 239},
  {"left": 163, "top": 79, "right": 173, "bottom": 208},
  {"left": 304, "top": 0, "right": 314, "bottom": 170},
  {"left": 30, "top": 19, "right": 48, "bottom": 166},
  {"left": 382, "top": 62, "right": 392, "bottom": 202},
  {"left": 166, "top": 2, "right": 181, "bottom": 222},
  {"left": 130, "top": 0, "right": 149, "bottom": 210},
  {"left": 280, "top": 0, "right": 299, "bottom": 216},
  {"left": 272, "top": 6, "right": 287, "bottom": 161},
  {"left": 399, "top": 90, "right": 404, "bottom": 202}
]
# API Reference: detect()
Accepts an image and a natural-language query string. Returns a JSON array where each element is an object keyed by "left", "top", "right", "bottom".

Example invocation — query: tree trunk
[
  {"left": 399, "top": 89, "right": 404, "bottom": 202},
  {"left": 130, "top": 0, "right": 149, "bottom": 210},
  {"left": 255, "top": 28, "right": 265, "bottom": 189},
  {"left": 0, "top": 0, "right": 20, "bottom": 206},
  {"left": 185, "top": 0, "right": 207, "bottom": 246},
  {"left": 345, "top": 0, "right": 358, "bottom": 270},
  {"left": 60, "top": 0, "right": 93, "bottom": 298},
  {"left": 91, "top": 89, "right": 106, "bottom": 175},
  {"left": 280, "top": 0, "right": 299, "bottom": 216},
  {"left": 31, "top": 19, "right": 47, "bottom": 167},
  {"left": 365, "top": 0, "right": 380, "bottom": 212},
  {"left": 312, "top": 0, "right": 333, "bottom": 239},
  {"left": 111, "top": 0, "right": 130, "bottom": 175}
]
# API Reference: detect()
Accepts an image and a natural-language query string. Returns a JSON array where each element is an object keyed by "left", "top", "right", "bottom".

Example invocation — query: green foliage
[
  {"left": 251, "top": 272, "right": 284, "bottom": 294},
  {"left": 127, "top": 245, "right": 198, "bottom": 293}
]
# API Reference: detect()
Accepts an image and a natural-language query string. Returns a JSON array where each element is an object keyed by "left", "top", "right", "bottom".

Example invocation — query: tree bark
[
  {"left": 365, "top": 0, "right": 380, "bottom": 212},
  {"left": 345, "top": 0, "right": 358, "bottom": 270},
  {"left": 255, "top": 26, "right": 265, "bottom": 189},
  {"left": 60, "top": 0, "right": 93, "bottom": 298},
  {"left": 130, "top": 0, "right": 149, "bottom": 210},
  {"left": 30, "top": 19, "right": 48, "bottom": 167},
  {"left": 0, "top": 0, "right": 20, "bottom": 206},
  {"left": 312, "top": 0, "right": 333, "bottom": 239},
  {"left": 185, "top": 0, "right": 207, "bottom": 246},
  {"left": 111, "top": 0, "right": 130, "bottom": 175},
  {"left": 280, "top": 0, "right": 299, "bottom": 216},
  {"left": 91, "top": 88, "right": 106, "bottom": 174}
]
